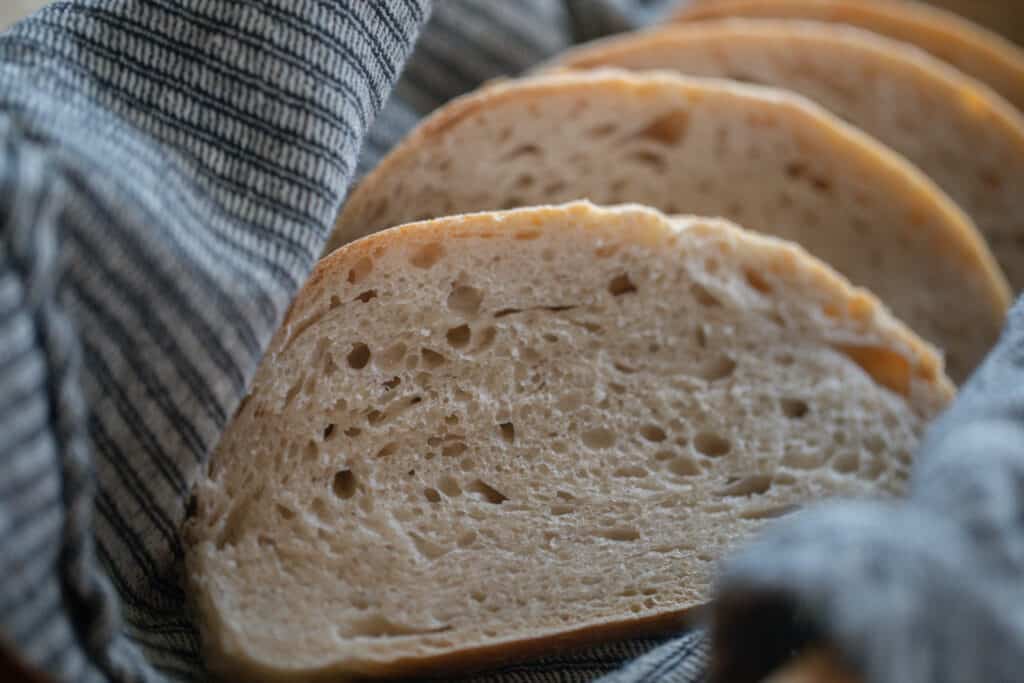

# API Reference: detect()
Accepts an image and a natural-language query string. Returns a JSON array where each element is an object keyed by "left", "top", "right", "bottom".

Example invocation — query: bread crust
[{"left": 673, "top": 0, "right": 1024, "bottom": 111}]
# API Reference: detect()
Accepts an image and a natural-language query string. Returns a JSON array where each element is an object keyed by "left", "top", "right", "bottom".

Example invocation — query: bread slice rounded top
[
  {"left": 332, "top": 69, "right": 1008, "bottom": 382},
  {"left": 187, "top": 202, "right": 953, "bottom": 681},
  {"left": 550, "top": 19, "right": 1024, "bottom": 291},
  {"left": 673, "top": 0, "right": 1024, "bottom": 111}
]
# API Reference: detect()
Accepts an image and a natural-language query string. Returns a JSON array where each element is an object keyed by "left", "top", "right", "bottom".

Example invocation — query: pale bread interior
[
  {"left": 332, "top": 71, "right": 1007, "bottom": 382},
  {"left": 187, "top": 203, "right": 952, "bottom": 680}
]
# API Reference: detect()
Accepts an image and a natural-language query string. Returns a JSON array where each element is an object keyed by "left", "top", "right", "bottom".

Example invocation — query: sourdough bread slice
[
  {"left": 331, "top": 70, "right": 1008, "bottom": 382},
  {"left": 551, "top": 19, "right": 1024, "bottom": 291},
  {"left": 673, "top": 0, "right": 1024, "bottom": 111},
  {"left": 186, "top": 202, "right": 954, "bottom": 681}
]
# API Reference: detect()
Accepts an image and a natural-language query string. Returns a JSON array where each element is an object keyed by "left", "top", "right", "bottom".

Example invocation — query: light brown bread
[
  {"left": 551, "top": 19, "right": 1024, "bottom": 290},
  {"left": 673, "top": 0, "right": 1024, "bottom": 111},
  {"left": 331, "top": 70, "right": 1009, "bottom": 382},
  {"left": 186, "top": 203, "right": 953, "bottom": 681},
  {"left": 920, "top": 0, "right": 1024, "bottom": 45}
]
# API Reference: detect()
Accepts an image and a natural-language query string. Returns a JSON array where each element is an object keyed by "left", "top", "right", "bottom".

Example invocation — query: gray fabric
[{"left": 714, "top": 301, "right": 1024, "bottom": 683}]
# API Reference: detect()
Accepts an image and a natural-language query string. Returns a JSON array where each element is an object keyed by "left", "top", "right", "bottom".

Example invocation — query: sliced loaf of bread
[
  {"left": 187, "top": 202, "right": 953, "bottom": 681},
  {"left": 552, "top": 19, "right": 1024, "bottom": 290},
  {"left": 674, "top": 0, "right": 1024, "bottom": 111},
  {"left": 331, "top": 70, "right": 1009, "bottom": 382}
]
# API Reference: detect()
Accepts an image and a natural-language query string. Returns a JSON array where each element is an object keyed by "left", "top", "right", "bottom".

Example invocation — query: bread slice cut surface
[
  {"left": 332, "top": 70, "right": 1008, "bottom": 382},
  {"left": 187, "top": 203, "right": 953, "bottom": 681},
  {"left": 552, "top": 19, "right": 1024, "bottom": 291}
]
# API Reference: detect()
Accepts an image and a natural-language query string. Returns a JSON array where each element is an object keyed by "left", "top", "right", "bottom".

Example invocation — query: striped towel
[{"left": 7, "top": 2, "right": 1024, "bottom": 683}]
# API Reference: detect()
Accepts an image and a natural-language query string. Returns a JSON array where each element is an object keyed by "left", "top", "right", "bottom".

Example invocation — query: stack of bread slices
[{"left": 184, "top": 2, "right": 1024, "bottom": 680}]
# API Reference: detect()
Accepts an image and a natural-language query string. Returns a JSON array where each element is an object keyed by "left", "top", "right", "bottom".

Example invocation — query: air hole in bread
[
  {"left": 442, "top": 442, "right": 467, "bottom": 458},
  {"left": 634, "top": 110, "right": 689, "bottom": 146},
  {"left": 344, "top": 426, "right": 361, "bottom": 438},
  {"left": 468, "top": 479, "right": 508, "bottom": 505},
  {"left": 628, "top": 150, "right": 666, "bottom": 172},
  {"left": 275, "top": 504, "right": 295, "bottom": 520},
  {"left": 832, "top": 452, "right": 859, "bottom": 474},
  {"left": 446, "top": 325, "right": 472, "bottom": 349},
  {"left": 717, "top": 474, "right": 772, "bottom": 497},
  {"left": 865, "top": 435, "right": 886, "bottom": 455},
  {"left": 284, "top": 377, "right": 303, "bottom": 409},
  {"left": 447, "top": 286, "right": 483, "bottom": 317},
  {"left": 613, "top": 361, "right": 636, "bottom": 375},
  {"left": 439, "top": 476, "right": 462, "bottom": 498},
  {"left": 582, "top": 427, "right": 616, "bottom": 449},
  {"left": 367, "top": 410, "right": 384, "bottom": 425},
  {"left": 375, "top": 442, "right": 398, "bottom": 458},
  {"left": 691, "top": 283, "right": 720, "bottom": 307},
  {"left": 698, "top": 355, "right": 737, "bottom": 382},
  {"left": 744, "top": 269, "right": 772, "bottom": 294},
  {"left": 781, "top": 398, "right": 809, "bottom": 419},
  {"left": 668, "top": 456, "right": 700, "bottom": 477},
  {"left": 551, "top": 504, "right": 575, "bottom": 516},
  {"left": 382, "top": 377, "right": 401, "bottom": 391},
  {"left": 739, "top": 504, "right": 800, "bottom": 520},
  {"left": 421, "top": 348, "right": 446, "bottom": 369},
  {"left": 410, "top": 243, "right": 444, "bottom": 269},
  {"left": 594, "top": 527, "right": 641, "bottom": 543},
  {"left": 323, "top": 424, "right": 336, "bottom": 441},
  {"left": 514, "top": 174, "right": 534, "bottom": 190},
  {"left": 588, "top": 122, "right": 618, "bottom": 139},
  {"left": 329, "top": 295, "right": 341, "bottom": 309},
  {"left": 424, "top": 487, "right": 441, "bottom": 504},
  {"left": 608, "top": 274, "right": 637, "bottom": 296},
  {"left": 639, "top": 425, "right": 666, "bottom": 443},
  {"left": 355, "top": 290, "right": 377, "bottom": 303},
  {"left": 347, "top": 343, "right": 371, "bottom": 370},
  {"left": 776, "top": 353, "right": 795, "bottom": 367},
  {"left": 695, "top": 327, "right": 708, "bottom": 350},
  {"left": 458, "top": 531, "right": 477, "bottom": 548},
  {"left": 501, "top": 143, "right": 540, "bottom": 161},
  {"left": 613, "top": 465, "right": 648, "bottom": 478},
  {"left": 694, "top": 432, "right": 731, "bottom": 457},
  {"left": 499, "top": 422, "right": 515, "bottom": 444},
  {"left": 347, "top": 257, "right": 373, "bottom": 285},
  {"left": 332, "top": 470, "right": 357, "bottom": 500}
]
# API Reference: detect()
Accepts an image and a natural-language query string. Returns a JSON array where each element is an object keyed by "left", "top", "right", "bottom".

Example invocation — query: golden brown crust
[{"left": 673, "top": 0, "right": 1024, "bottom": 110}]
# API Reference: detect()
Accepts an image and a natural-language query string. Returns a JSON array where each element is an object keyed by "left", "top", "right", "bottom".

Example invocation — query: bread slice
[
  {"left": 673, "top": 0, "right": 1024, "bottom": 111},
  {"left": 186, "top": 202, "right": 953, "bottom": 681},
  {"left": 920, "top": 0, "right": 1024, "bottom": 45},
  {"left": 331, "top": 70, "right": 1008, "bottom": 382},
  {"left": 550, "top": 19, "right": 1024, "bottom": 292}
]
